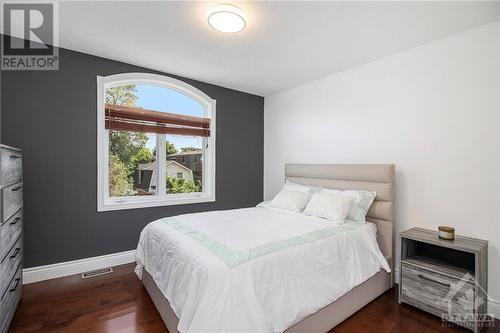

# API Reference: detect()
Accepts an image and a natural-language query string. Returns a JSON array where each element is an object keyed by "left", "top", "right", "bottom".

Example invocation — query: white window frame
[{"left": 97, "top": 73, "right": 216, "bottom": 212}]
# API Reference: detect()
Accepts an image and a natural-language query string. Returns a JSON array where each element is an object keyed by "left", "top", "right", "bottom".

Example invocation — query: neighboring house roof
[
  {"left": 138, "top": 162, "right": 155, "bottom": 171},
  {"left": 138, "top": 160, "right": 193, "bottom": 173},
  {"left": 166, "top": 160, "right": 193, "bottom": 172},
  {"left": 169, "top": 150, "right": 202, "bottom": 156}
]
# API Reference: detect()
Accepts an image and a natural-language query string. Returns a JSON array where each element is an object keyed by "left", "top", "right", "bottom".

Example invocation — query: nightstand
[{"left": 399, "top": 227, "right": 488, "bottom": 333}]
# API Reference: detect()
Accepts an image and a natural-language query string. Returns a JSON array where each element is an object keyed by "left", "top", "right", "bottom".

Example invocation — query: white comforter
[{"left": 135, "top": 205, "right": 390, "bottom": 333}]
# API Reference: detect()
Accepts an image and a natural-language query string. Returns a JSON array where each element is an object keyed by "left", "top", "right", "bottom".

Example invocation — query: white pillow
[
  {"left": 283, "top": 181, "right": 318, "bottom": 193},
  {"left": 303, "top": 192, "right": 355, "bottom": 223},
  {"left": 269, "top": 190, "right": 311, "bottom": 212},
  {"left": 320, "top": 188, "right": 376, "bottom": 222}
]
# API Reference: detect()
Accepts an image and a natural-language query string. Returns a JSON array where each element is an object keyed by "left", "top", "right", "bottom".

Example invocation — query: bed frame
[{"left": 142, "top": 163, "right": 395, "bottom": 333}]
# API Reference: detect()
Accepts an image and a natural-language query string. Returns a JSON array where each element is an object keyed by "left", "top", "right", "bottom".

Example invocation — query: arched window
[{"left": 97, "top": 73, "right": 216, "bottom": 211}]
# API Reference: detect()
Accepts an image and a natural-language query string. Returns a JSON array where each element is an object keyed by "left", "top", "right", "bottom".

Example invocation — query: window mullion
[{"left": 157, "top": 133, "right": 167, "bottom": 197}]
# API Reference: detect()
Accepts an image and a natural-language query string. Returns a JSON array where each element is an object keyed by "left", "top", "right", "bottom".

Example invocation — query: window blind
[{"left": 105, "top": 104, "right": 211, "bottom": 137}]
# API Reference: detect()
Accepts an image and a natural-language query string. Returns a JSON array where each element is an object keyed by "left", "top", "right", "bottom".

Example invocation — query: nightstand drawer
[{"left": 401, "top": 261, "right": 474, "bottom": 315}]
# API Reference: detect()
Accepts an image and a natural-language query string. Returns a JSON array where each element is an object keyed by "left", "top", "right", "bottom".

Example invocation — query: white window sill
[{"left": 97, "top": 194, "right": 215, "bottom": 212}]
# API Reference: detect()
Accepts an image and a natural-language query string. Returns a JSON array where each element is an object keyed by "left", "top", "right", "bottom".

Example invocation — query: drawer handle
[
  {"left": 9, "top": 278, "right": 21, "bottom": 292},
  {"left": 418, "top": 274, "right": 450, "bottom": 288},
  {"left": 9, "top": 247, "right": 20, "bottom": 259},
  {"left": 11, "top": 186, "right": 23, "bottom": 192},
  {"left": 10, "top": 217, "right": 21, "bottom": 225},
  {"left": 9, "top": 155, "right": 21, "bottom": 159}
]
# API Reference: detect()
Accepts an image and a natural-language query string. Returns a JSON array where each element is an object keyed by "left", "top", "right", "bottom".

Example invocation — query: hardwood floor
[
  {"left": 8, "top": 263, "right": 499, "bottom": 333},
  {"left": 10, "top": 264, "right": 166, "bottom": 333}
]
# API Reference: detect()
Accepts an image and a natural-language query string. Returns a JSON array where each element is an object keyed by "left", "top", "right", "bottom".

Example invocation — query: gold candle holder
[{"left": 438, "top": 226, "right": 455, "bottom": 240}]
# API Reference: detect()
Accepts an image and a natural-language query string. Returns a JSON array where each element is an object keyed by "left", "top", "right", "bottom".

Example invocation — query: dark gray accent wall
[{"left": 1, "top": 47, "right": 264, "bottom": 268}]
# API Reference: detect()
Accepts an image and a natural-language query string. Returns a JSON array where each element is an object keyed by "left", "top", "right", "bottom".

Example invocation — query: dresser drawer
[
  {"left": 0, "top": 148, "right": 22, "bottom": 185},
  {"left": 0, "top": 210, "right": 22, "bottom": 260},
  {"left": 401, "top": 261, "right": 474, "bottom": 316},
  {"left": 0, "top": 237, "right": 22, "bottom": 295},
  {"left": 1, "top": 182, "right": 23, "bottom": 222},
  {"left": 0, "top": 267, "right": 21, "bottom": 333}
]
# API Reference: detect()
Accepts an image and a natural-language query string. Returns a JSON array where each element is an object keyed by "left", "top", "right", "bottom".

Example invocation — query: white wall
[{"left": 264, "top": 21, "right": 500, "bottom": 315}]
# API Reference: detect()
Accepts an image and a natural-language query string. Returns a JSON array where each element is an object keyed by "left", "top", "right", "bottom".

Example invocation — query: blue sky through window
[{"left": 135, "top": 84, "right": 205, "bottom": 151}]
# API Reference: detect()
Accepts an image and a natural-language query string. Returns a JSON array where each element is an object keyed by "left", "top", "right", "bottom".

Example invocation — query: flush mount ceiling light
[{"left": 207, "top": 4, "right": 246, "bottom": 33}]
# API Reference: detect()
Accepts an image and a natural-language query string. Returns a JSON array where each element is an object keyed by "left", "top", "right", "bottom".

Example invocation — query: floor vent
[{"left": 81, "top": 267, "right": 113, "bottom": 279}]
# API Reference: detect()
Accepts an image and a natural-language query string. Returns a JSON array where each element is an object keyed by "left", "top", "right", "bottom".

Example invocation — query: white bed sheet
[{"left": 135, "top": 205, "right": 390, "bottom": 333}]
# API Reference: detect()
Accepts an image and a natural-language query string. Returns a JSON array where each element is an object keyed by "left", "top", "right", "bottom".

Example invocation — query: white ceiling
[{"left": 50, "top": 1, "right": 500, "bottom": 95}]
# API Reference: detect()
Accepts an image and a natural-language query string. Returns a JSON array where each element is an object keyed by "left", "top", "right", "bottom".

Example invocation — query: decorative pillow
[
  {"left": 303, "top": 192, "right": 355, "bottom": 223},
  {"left": 269, "top": 190, "right": 311, "bottom": 212},
  {"left": 283, "top": 181, "right": 319, "bottom": 194},
  {"left": 320, "top": 188, "right": 376, "bottom": 222}
]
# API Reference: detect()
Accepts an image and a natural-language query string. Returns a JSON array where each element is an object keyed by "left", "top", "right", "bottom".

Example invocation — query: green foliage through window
[
  {"left": 166, "top": 141, "right": 178, "bottom": 155},
  {"left": 105, "top": 84, "right": 137, "bottom": 106},
  {"left": 167, "top": 177, "right": 202, "bottom": 194},
  {"left": 108, "top": 155, "right": 135, "bottom": 196}
]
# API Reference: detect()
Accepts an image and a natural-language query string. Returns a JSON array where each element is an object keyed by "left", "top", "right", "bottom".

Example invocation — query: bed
[{"left": 136, "top": 164, "right": 395, "bottom": 333}]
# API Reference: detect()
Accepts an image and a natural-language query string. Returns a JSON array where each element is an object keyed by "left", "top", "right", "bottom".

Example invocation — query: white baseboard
[
  {"left": 394, "top": 268, "right": 499, "bottom": 318},
  {"left": 22, "top": 250, "right": 136, "bottom": 284}
]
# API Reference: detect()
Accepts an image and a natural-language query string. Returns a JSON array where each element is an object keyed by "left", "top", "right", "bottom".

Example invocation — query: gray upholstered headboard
[{"left": 285, "top": 164, "right": 395, "bottom": 271}]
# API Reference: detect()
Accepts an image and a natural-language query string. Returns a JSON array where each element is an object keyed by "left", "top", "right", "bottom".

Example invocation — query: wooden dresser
[
  {"left": 399, "top": 227, "right": 488, "bottom": 333},
  {"left": 0, "top": 145, "right": 23, "bottom": 333}
]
